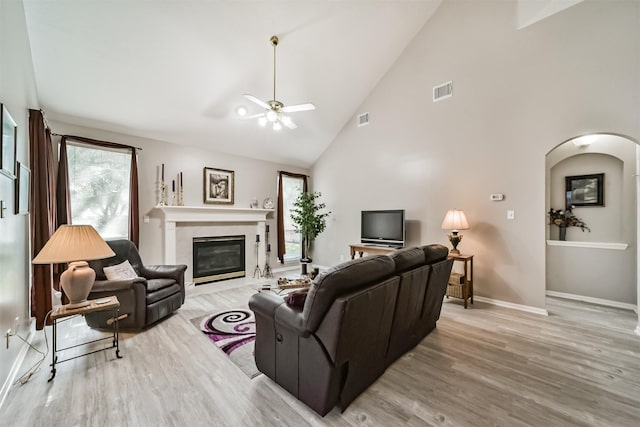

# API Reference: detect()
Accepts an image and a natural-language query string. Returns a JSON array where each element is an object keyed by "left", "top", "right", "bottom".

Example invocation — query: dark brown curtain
[
  {"left": 129, "top": 149, "right": 139, "bottom": 246},
  {"left": 277, "top": 171, "right": 308, "bottom": 263},
  {"left": 59, "top": 135, "right": 139, "bottom": 247},
  {"left": 29, "top": 110, "right": 57, "bottom": 329},
  {"left": 56, "top": 138, "right": 71, "bottom": 225}
]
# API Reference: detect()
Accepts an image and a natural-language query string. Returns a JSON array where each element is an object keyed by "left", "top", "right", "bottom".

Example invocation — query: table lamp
[
  {"left": 441, "top": 209, "right": 470, "bottom": 254},
  {"left": 32, "top": 225, "right": 115, "bottom": 308}
]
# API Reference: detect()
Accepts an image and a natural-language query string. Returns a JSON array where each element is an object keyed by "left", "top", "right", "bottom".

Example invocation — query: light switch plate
[
  {"left": 490, "top": 193, "right": 504, "bottom": 201},
  {"left": 507, "top": 210, "right": 515, "bottom": 220}
]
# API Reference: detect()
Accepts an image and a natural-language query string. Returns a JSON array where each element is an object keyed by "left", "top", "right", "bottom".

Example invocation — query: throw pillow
[
  {"left": 284, "top": 288, "right": 309, "bottom": 308},
  {"left": 103, "top": 260, "right": 138, "bottom": 280}
]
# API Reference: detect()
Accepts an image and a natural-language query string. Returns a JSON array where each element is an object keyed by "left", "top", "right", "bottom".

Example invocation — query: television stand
[{"left": 349, "top": 244, "right": 400, "bottom": 259}]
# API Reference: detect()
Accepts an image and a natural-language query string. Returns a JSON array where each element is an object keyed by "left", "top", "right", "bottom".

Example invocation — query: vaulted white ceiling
[{"left": 22, "top": 0, "right": 442, "bottom": 167}]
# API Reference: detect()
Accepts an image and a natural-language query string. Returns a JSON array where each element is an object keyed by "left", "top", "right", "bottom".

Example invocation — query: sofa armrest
[
  {"left": 91, "top": 277, "right": 147, "bottom": 293},
  {"left": 140, "top": 265, "right": 187, "bottom": 283},
  {"left": 249, "top": 292, "right": 309, "bottom": 337},
  {"left": 249, "top": 291, "right": 286, "bottom": 317},
  {"left": 275, "top": 304, "right": 310, "bottom": 337}
]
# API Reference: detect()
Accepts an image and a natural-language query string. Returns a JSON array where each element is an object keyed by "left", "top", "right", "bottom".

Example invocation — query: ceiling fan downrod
[{"left": 271, "top": 35, "right": 278, "bottom": 105}]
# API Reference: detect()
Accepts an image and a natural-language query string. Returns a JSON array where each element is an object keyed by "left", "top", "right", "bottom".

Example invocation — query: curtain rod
[
  {"left": 51, "top": 133, "right": 143, "bottom": 151},
  {"left": 277, "top": 170, "right": 310, "bottom": 177}
]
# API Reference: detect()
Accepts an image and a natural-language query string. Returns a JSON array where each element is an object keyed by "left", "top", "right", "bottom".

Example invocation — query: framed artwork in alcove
[{"left": 565, "top": 173, "right": 604, "bottom": 207}]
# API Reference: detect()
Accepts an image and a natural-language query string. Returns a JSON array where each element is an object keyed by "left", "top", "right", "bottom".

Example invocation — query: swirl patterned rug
[{"left": 190, "top": 308, "right": 260, "bottom": 379}]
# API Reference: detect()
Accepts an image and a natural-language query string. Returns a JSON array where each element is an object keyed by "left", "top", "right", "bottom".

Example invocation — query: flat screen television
[{"left": 360, "top": 210, "right": 405, "bottom": 247}]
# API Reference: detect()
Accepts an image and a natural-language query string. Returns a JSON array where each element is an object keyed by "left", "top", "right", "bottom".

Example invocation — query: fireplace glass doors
[{"left": 193, "top": 235, "right": 246, "bottom": 284}]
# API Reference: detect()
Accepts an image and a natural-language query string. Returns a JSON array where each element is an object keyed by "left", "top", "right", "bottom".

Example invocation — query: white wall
[
  {"left": 48, "top": 120, "right": 308, "bottom": 277},
  {"left": 546, "top": 135, "right": 637, "bottom": 303},
  {"left": 0, "top": 0, "right": 39, "bottom": 402},
  {"left": 311, "top": 0, "right": 640, "bottom": 309}
]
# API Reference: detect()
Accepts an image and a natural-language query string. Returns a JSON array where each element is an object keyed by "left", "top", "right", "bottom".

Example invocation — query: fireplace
[{"left": 193, "top": 235, "right": 246, "bottom": 284}]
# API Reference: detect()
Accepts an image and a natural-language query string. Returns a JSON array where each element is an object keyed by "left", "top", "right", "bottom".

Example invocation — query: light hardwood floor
[{"left": 3, "top": 276, "right": 640, "bottom": 426}]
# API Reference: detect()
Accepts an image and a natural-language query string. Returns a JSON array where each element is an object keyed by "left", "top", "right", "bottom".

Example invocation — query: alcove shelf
[{"left": 546, "top": 240, "right": 628, "bottom": 250}]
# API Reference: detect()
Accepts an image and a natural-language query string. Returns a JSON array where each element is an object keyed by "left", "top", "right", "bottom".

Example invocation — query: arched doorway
[{"left": 545, "top": 133, "right": 640, "bottom": 335}]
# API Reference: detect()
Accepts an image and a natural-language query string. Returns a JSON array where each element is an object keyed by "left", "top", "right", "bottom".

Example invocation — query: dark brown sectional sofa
[{"left": 248, "top": 244, "right": 453, "bottom": 416}]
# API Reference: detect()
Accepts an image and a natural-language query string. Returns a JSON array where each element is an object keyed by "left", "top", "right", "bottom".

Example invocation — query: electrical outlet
[
  {"left": 507, "top": 210, "right": 515, "bottom": 220},
  {"left": 339, "top": 254, "right": 345, "bottom": 262}
]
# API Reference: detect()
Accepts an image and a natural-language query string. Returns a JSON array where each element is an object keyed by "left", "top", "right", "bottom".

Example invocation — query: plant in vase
[
  {"left": 547, "top": 206, "right": 590, "bottom": 241},
  {"left": 290, "top": 191, "right": 331, "bottom": 262}
]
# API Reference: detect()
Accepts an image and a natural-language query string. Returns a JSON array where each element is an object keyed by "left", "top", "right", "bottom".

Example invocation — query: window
[
  {"left": 66, "top": 142, "right": 131, "bottom": 239},
  {"left": 282, "top": 175, "right": 304, "bottom": 261}
]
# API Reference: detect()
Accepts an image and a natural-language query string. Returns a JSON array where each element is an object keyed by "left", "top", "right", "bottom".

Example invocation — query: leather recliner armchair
[{"left": 86, "top": 239, "right": 187, "bottom": 330}]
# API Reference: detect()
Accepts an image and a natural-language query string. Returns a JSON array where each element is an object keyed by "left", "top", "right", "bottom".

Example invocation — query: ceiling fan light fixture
[
  {"left": 258, "top": 117, "right": 267, "bottom": 127},
  {"left": 235, "top": 106, "right": 248, "bottom": 117},
  {"left": 273, "top": 121, "right": 282, "bottom": 131},
  {"left": 266, "top": 110, "right": 278, "bottom": 122},
  {"left": 281, "top": 116, "right": 292, "bottom": 126}
]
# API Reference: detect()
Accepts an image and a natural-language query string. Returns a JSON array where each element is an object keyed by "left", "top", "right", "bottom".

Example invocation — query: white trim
[
  {"left": 473, "top": 296, "right": 549, "bottom": 316},
  {"left": 546, "top": 290, "right": 638, "bottom": 313},
  {"left": 0, "top": 328, "right": 35, "bottom": 412},
  {"left": 546, "top": 240, "right": 628, "bottom": 250},
  {"left": 149, "top": 206, "right": 273, "bottom": 266}
]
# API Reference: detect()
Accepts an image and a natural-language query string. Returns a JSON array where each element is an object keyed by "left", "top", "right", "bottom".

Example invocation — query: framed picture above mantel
[
  {"left": 565, "top": 173, "right": 604, "bottom": 207},
  {"left": 203, "top": 167, "right": 234, "bottom": 205}
]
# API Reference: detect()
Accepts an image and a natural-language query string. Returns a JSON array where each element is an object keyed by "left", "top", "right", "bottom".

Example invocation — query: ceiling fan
[{"left": 242, "top": 35, "right": 315, "bottom": 130}]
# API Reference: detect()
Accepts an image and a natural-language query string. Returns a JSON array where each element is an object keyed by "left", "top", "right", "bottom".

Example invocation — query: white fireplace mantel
[{"left": 150, "top": 206, "right": 273, "bottom": 265}]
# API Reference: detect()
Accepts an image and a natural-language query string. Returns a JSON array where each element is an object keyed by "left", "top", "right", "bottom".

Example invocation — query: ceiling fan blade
[
  {"left": 282, "top": 116, "right": 297, "bottom": 129},
  {"left": 243, "top": 94, "right": 270, "bottom": 109},
  {"left": 281, "top": 103, "right": 316, "bottom": 113},
  {"left": 240, "top": 113, "right": 265, "bottom": 120}
]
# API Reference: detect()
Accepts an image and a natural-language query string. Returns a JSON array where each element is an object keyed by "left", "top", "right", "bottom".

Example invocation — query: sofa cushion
[
  {"left": 387, "top": 247, "right": 425, "bottom": 273},
  {"left": 303, "top": 255, "right": 395, "bottom": 332},
  {"left": 146, "top": 280, "right": 181, "bottom": 305},
  {"left": 421, "top": 244, "right": 449, "bottom": 264}
]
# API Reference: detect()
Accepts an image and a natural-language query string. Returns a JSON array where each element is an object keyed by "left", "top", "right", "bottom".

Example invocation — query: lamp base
[
  {"left": 60, "top": 261, "right": 96, "bottom": 308},
  {"left": 447, "top": 232, "right": 463, "bottom": 255}
]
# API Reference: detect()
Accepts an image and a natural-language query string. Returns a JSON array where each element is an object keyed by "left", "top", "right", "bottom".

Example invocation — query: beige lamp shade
[
  {"left": 441, "top": 209, "right": 470, "bottom": 231},
  {"left": 32, "top": 225, "right": 115, "bottom": 264},
  {"left": 33, "top": 225, "right": 114, "bottom": 308}
]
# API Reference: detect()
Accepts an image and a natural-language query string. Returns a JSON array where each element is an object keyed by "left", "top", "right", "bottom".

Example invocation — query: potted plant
[
  {"left": 547, "top": 205, "right": 590, "bottom": 241},
  {"left": 290, "top": 191, "right": 331, "bottom": 262}
]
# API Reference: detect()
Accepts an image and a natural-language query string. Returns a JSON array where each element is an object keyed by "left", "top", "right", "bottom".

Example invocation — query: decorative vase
[{"left": 558, "top": 225, "right": 567, "bottom": 241}]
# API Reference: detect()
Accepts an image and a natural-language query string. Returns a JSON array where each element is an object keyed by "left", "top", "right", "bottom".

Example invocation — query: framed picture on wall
[
  {"left": 15, "top": 162, "right": 31, "bottom": 215},
  {"left": 1, "top": 103, "right": 17, "bottom": 179},
  {"left": 203, "top": 167, "right": 234, "bottom": 205},
  {"left": 565, "top": 173, "right": 604, "bottom": 207}
]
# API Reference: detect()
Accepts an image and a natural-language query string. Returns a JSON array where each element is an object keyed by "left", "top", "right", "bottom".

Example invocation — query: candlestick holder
[
  {"left": 263, "top": 260, "right": 273, "bottom": 279},
  {"left": 171, "top": 190, "right": 177, "bottom": 206},
  {"left": 178, "top": 188, "right": 184, "bottom": 206},
  {"left": 253, "top": 242, "right": 262, "bottom": 278},
  {"left": 263, "top": 226, "right": 273, "bottom": 278},
  {"left": 158, "top": 181, "right": 168, "bottom": 206}
]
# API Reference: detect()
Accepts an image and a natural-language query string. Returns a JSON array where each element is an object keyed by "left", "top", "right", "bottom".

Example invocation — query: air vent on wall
[
  {"left": 357, "top": 112, "right": 370, "bottom": 127},
  {"left": 433, "top": 81, "right": 453, "bottom": 102}
]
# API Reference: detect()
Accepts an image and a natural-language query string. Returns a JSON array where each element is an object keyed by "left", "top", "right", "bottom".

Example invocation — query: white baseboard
[
  {"left": 546, "top": 290, "right": 638, "bottom": 313},
  {"left": 0, "top": 326, "right": 35, "bottom": 413},
  {"left": 473, "top": 296, "right": 549, "bottom": 316}
]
